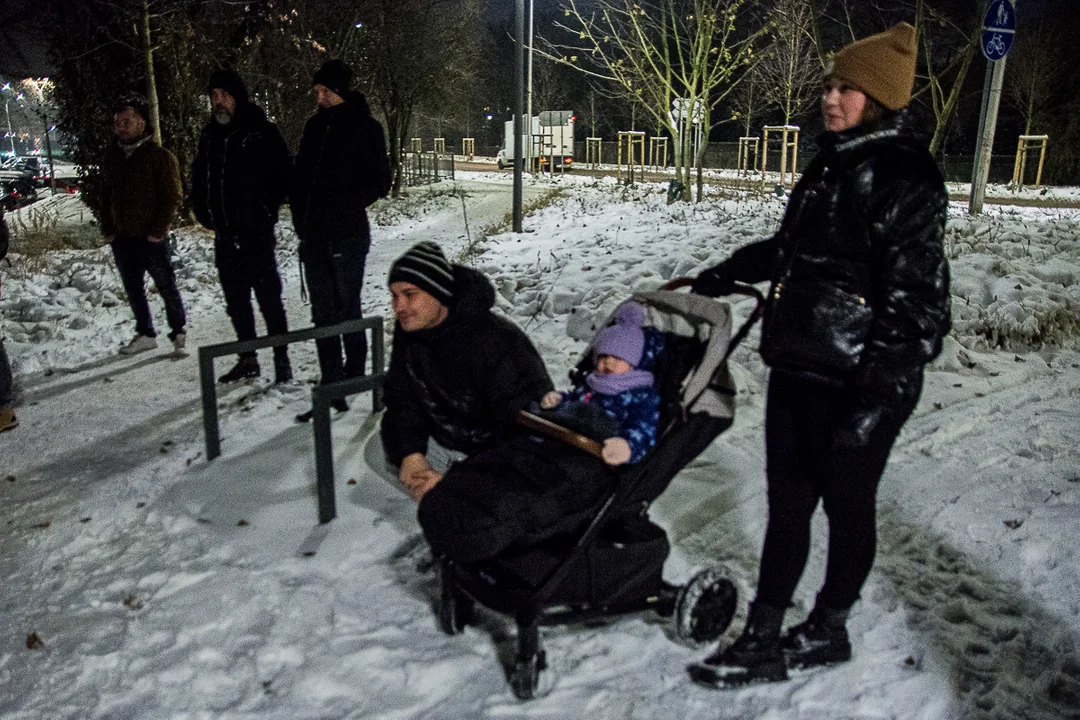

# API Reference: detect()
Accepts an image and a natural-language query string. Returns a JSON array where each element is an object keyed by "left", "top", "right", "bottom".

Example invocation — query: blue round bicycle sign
[{"left": 982, "top": 0, "right": 1016, "bottom": 61}]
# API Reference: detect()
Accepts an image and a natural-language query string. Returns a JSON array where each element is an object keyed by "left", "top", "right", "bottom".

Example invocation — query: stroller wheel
[
  {"left": 510, "top": 649, "right": 546, "bottom": 700},
  {"left": 674, "top": 568, "right": 737, "bottom": 645}
]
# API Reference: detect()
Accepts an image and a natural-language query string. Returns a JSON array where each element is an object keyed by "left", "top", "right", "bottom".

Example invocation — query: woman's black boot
[
  {"left": 687, "top": 602, "right": 788, "bottom": 688},
  {"left": 780, "top": 603, "right": 852, "bottom": 670}
]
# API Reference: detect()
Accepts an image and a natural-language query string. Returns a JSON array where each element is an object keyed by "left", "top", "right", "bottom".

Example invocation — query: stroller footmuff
[
  {"left": 420, "top": 281, "right": 762, "bottom": 699},
  {"left": 418, "top": 436, "right": 611, "bottom": 567}
]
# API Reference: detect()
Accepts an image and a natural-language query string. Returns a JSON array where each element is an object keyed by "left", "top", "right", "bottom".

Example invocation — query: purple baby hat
[{"left": 594, "top": 301, "right": 647, "bottom": 367}]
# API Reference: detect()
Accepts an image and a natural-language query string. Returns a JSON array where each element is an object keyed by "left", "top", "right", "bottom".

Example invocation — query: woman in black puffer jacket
[{"left": 688, "top": 23, "right": 951, "bottom": 688}]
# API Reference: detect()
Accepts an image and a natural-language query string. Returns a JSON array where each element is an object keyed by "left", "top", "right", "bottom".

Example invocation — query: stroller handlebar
[
  {"left": 662, "top": 276, "right": 766, "bottom": 305},
  {"left": 660, "top": 277, "right": 695, "bottom": 291},
  {"left": 516, "top": 411, "right": 605, "bottom": 459}
]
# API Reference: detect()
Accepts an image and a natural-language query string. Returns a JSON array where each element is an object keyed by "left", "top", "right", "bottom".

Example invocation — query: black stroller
[{"left": 431, "top": 280, "right": 763, "bottom": 699}]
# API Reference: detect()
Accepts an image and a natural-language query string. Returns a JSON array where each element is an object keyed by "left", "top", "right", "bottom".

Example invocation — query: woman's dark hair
[{"left": 860, "top": 97, "right": 886, "bottom": 130}]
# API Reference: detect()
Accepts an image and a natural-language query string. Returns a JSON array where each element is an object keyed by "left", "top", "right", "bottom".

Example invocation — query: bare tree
[
  {"left": 94, "top": 0, "right": 194, "bottom": 145},
  {"left": 757, "top": 0, "right": 820, "bottom": 125},
  {"left": 1006, "top": 7, "right": 1065, "bottom": 135},
  {"left": 530, "top": 58, "right": 571, "bottom": 116},
  {"left": 12, "top": 78, "right": 59, "bottom": 192},
  {"left": 350, "top": 0, "right": 484, "bottom": 196},
  {"left": 729, "top": 66, "right": 768, "bottom": 137},
  {"left": 543, "top": 0, "right": 763, "bottom": 199},
  {"left": 912, "top": 0, "right": 981, "bottom": 156}
]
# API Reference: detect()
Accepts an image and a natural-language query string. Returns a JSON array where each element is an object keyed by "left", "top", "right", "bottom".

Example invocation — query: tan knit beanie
[{"left": 825, "top": 22, "right": 917, "bottom": 111}]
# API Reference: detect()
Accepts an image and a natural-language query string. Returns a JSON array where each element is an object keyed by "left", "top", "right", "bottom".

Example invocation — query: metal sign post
[
  {"left": 969, "top": 0, "right": 1016, "bottom": 215},
  {"left": 513, "top": 0, "right": 524, "bottom": 232}
]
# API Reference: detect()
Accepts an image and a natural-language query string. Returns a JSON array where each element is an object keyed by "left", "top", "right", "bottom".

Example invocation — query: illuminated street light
[{"left": 1, "top": 83, "right": 17, "bottom": 156}]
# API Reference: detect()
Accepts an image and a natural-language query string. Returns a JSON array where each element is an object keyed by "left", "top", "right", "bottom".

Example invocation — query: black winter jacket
[
  {"left": 192, "top": 102, "right": 290, "bottom": 242},
  {"left": 290, "top": 92, "right": 391, "bottom": 252},
  {"left": 380, "top": 266, "right": 554, "bottom": 466},
  {"left": 699, "top": 111, "right": 950, "bottom": 399}
]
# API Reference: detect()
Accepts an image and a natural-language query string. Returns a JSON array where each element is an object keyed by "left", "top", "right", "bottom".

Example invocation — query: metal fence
[
  {"left": 937, "top": 154, "right": 1023, "bottom": 185},
  {"left": 571, "top": 140, "right": 1024, "bottom": 185},
  {"left": 401, "top": 151, "right": 456, "bottom": 186}
]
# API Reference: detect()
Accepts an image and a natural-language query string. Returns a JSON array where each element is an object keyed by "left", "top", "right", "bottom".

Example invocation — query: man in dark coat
[
  {"left": 291, "top": 59, "right": 391, "bottom": 421},
  {"left": 379, "top": 242, "right": 554, "bottom": 502},
  {"left": 193, "top": 69, "right": 293, "bottom": 384},
  {"left": 99, "top": 94, "right": 186, "bottom": 356},
  {"left": 0, "top": 204, "right": 15, "bottom": 432}
]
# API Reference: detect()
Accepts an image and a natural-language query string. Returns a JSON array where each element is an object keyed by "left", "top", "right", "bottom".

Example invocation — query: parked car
[
  {"left": 0, "top": 155, "right": 70, "bottom": 188},
  {"left": 0, "top": 178, "right": 38, "bottom": 210}
]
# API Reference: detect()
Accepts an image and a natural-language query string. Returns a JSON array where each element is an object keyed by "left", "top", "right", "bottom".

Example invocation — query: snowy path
[
  {"left": 1, "top": 177, "right": 562, "bottom": 717},
  {"left": 1, "top": 176, "right": 1078, "bottom": 719}
]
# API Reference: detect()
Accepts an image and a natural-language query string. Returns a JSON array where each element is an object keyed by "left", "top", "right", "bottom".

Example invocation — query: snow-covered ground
[{"left": 1, "top": 172, "right": 1078, "bottom": 719}]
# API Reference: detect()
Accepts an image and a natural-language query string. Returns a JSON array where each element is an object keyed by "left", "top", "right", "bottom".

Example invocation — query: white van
[{"left": 497, "top": 111, "right": 574, "bottom": 170}]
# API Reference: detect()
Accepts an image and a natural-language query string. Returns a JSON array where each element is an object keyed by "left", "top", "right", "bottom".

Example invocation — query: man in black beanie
[
  {"left": 193, "top": 68, "right": 293, "bottom": 384},
  {"left": 380, "top": 242, "right": 553, "bottom": 502},
  {"left": 291, "top": 58, "right": 392, "bottom": 422}
]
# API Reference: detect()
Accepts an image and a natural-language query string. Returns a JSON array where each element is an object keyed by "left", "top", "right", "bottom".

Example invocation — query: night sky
[{"left": 0, "top": 0, "right": 55, "bottom": 77}]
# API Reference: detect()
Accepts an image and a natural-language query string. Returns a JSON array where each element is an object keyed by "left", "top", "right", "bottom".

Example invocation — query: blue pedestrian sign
[{"left": 981, "top": 0, "right": 1016, "bottom": 61}]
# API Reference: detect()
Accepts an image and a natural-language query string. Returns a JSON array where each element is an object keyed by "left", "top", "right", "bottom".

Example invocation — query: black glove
[{"left": 691, "top": 264, "right": 736, "bottom": 297}]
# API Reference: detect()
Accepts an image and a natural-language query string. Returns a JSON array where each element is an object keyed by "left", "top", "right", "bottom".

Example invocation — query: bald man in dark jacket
[{"left": 193, "top": 69, "right": 292, "bottom": 384}]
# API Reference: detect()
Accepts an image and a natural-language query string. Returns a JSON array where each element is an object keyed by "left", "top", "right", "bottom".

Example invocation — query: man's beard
[{"left": 213, "top": 109, "right": 232, "bottom": 125}]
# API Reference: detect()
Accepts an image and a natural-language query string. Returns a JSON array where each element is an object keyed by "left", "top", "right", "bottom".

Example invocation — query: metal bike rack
[{"left": 198, "top": 317, "right": 386, "bottom": 523}]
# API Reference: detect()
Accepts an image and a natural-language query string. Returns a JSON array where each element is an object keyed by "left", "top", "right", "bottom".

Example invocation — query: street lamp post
[
  {"left": 513, "top": 0, "right": 524, "bottom": 233},
  {"left": 2, "top": 83, "right": 17, "bottom": 156},
  {"left": 526, "top": 0, "right": 534, "bottom": 171},
  {"left": 42, "top": 111, "right": 56, "bottom": 195},
  {"left": 4, "top": 100, "right": 15, "bottom": 156}
]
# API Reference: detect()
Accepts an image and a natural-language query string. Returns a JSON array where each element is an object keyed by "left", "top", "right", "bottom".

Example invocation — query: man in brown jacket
[{"left": 99, "top": 94, "right": 187, "bottom": 355}]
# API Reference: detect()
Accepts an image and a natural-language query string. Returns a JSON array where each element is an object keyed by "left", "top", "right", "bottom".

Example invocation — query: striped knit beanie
[{"left": 388, "top": 242, "right": 455, "bottom": 306}]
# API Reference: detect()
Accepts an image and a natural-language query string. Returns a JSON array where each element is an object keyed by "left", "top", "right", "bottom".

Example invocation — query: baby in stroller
[
  {"left": 538, "top": 301, "right": 660, "bottom": 466},
  {"left": 418, "top": 301, "right": 664, "bottom": 570}
]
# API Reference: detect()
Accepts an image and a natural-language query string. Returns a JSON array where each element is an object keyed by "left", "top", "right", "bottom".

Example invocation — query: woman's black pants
[{"left": 754, "top": 370, "right": 920, "bottom": 612}]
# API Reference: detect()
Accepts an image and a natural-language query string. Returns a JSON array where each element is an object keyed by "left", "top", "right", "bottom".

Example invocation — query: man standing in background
[
  {"left": 193, "top": 69, "right": 293, "bottom": 384},
  {"left": 0, "top": 204, "right": 15, "bottom": 432},
  {"left": 290, "top": 59, "right": 391, "bottom": 422},
  {"left": 98, "top": 94, "right": 187, "bottom": 356}
]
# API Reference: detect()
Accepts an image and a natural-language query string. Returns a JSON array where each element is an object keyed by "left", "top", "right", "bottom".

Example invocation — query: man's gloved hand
[{"left": 690, "top": 264, "right": 736, "bottom": 297}]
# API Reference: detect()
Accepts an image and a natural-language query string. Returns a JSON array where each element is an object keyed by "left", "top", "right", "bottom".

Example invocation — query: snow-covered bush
[{"left": 947, "top": 209, "right": 1080, "bottom": 350}]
